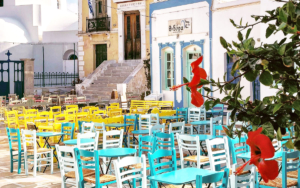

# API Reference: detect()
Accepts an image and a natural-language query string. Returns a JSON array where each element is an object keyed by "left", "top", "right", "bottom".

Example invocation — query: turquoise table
[
  {"left": 105, "top": 123, "right": 134, "bottom": 147},
  {"left": 131, "top": 129, "right": 149, "bottom": 135},
  {"left": 98, "top": 148, "right": 136, "bottom": 174},
  {"left": 64, "top": 138, "right": 95, "bottom": 145},
  {"left": 190, "top": 120, "right": 217, "bottom": 134},
  {"left": 148, "top": 168, "right": 219, "bottom": 186},
  {"left": 190, "top": 134, "right": 218, "bottom": 155},
  {"left": 237, "top": 151, "right": 283, "bottom": 161},
  {"left": 36, "top": 132, "right": 65, "bottom": 172}
]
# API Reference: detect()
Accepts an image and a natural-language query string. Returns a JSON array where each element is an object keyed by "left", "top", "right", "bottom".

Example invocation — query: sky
[{"left": 67, "top": 0, "right": 78, "bottom": 14}]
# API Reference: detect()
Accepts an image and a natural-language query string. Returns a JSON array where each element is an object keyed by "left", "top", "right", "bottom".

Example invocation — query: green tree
[{"left": 202, "top": 0, "right": 300, "bottom": 149}]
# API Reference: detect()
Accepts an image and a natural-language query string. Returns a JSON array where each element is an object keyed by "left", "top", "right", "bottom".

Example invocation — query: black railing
[
  {"left": 87, "top": 16, "right": 110, "bottom": 33},
  {"left": 34, "top": 72, "right": 79, "bottom": 87}
]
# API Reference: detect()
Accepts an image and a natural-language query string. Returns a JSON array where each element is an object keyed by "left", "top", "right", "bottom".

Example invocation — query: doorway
[
  {"left": 186, "top": 51, "right": 202, "bottom": 107},
  {"left": 95, "top": 44, "right": 107, "bottom": 68},
  {"left": 124, "top": 11, "right": 141, "bottom": 60}
]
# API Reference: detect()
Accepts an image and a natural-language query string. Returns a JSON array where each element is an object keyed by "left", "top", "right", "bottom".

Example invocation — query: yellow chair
[
  {"left": 66, "top": 105, "right": 79, "bottom": 112},
  {"left": 50, "top": 106, "right": 61, "bottom": 119},
  {"left": 12, "top": 106, "right": 25, "bottom": 114},
  {"left": 6, "top": 110, "right": 19, "bottom": 128},
  {"left": 110, "top": 103, "right": 119, "bottom": 108},
  {"left": 93, "top": 110, "right": 106, "bottom": 117},
  {"left": 106, "top": 105, "right": 118, "bottom": 112},
  {"left": 151, "top": 108, "right": 160, "bottom": 114},
  {"left": 76, "top": 111, "right": 88, "bottom": 121},
  {"left": 64, "top": 108, "right": 77, "bottom": 123},
  {"left": 25, "top": 109, "right": 38, "bottom": 115},
  {"left": 35, "top": 117, "right": 50, "bottom": 130},
  {"left": 54, "top": 114, "right": 67, "bottom": 123},
  {"left": 82, "top": 106, "right": 93, "bottom": 113},
  {"left": 89, "top": 107, "right": 99, "bottom": 115},
  {"left": 0, "top": 107, "right": 6, "bottom": 123},
  {"left": 108, "top": 108, "right": 122, "bottom": 117},
  {"left": 23, "top": 114, "right": 37, "bottom": 130}
]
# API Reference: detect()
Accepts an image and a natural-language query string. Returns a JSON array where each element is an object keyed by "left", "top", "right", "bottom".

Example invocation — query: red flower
[
  {"left": 170, "top": 56, "right": 207, "bottom": 107},
  {"left": 235, "top": 127, "right": 279, "bottom": 183}
]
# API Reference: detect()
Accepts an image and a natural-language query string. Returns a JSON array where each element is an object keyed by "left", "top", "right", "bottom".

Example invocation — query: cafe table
[
  {"left": 105, "top": 123, "right": 134, "bottom": 147},
  {"left": 98, "top": 148, "right": 136, "bottom": 174},
  {"left": 63, "top": 138, "right": 95, "bottom": 145},
  {"left": 148, "top": 167, "right": 219, "bottom": 187},
  {"left": 190, "top": 120, "right": 217, "bottom": 134}
]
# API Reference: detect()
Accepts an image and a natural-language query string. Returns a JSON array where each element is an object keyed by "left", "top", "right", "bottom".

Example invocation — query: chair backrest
[
  {"left": 279, "top": 151, "right": 300, "bottom": 188},
  {"left": 56, "top": 145, "right": 78, "bottom": 186},
  {"left": 93, "top": 122, "right": 105, "bottom": 133},
  {"left": 211, "top": 116, "right": 224, "bottom": 136},
  {"left": 78, "top": 120, "right": 90, "bottom": 133},
  {"left": 139, "top": 114, "right": 152, "bottom": 130},
  {"left": 154, "top": 132, "right": 174, "bottom": 150},
  {"left": 148, "top": 149, "right": 177, "bottom": 176},
  {"left": 82, "top": 122, "right": 95, "bottom": 133},
  {"left": 37, "top": 111, "right": 50, "bottom": 118},
  {"left": 230, "top": 136, "right": 249, "bottom": 164},
  {"left": 26, "top": 109, "right": 38, "bottom": 115},
  {"left": 177, "top": 133, "right": 202, "bottom": 168},
  {"left": 150, "top": 113, "right": 159, "bottom": 125},
  {"left": 21, "top": 129, "right": 37, "bottom": 152},
  {"left": 54, "top": 114, "right": 66, "bottom": 123},
  {"left": 89, "top": 107, "right": 99, "bottom": 115},
  {"left": 61, "top": 122, "right": 75, "bottom": 142},
  {"left": 103, "top": 130, "right": 123, "bottom": 149},
  {"left": 66, "top": 105, "right": 79, "bottom": 111},
  {"left": 206, "top": 137, "right": 231, "bottom": 171},
  {"left": 6, "top": 127, "right": 21, "bottom": 151},
  {"left": 138, "top": 135, "right": 155, "bottom": 157},
  {"left": 124, "top": 114, "right": 138, "bottom": 130},
  {"left": 176, "top": 108, "right": 188, "bottom": 122},
  {"left": 113, "top": 155, "right": 147, "bottom": 188},
  {"left": 169, "top": 121, "right": 184, "bottom": 137},
  {"left": 76, "top": 132, "right": 99, "bottom": 151},
  {"left": 150, "top": 123, "right": 165, "bottom": 136},
  {"left": 188, "top": 108, "right": 201, "bottom": 123},
  {"left": 230, "top": 163, "right": 256, "bottom": 188},
  {"left": 50, "top": 106, "right": 61, "bottom": 117},
  {"left": 196, "top": 168, "right": 230, "bottom": 188}
]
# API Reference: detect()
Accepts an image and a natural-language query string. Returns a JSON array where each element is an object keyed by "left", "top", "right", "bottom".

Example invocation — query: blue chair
[
  {"left": 6, "top": 127, "right": 24, "bottom": 174},
  {"left": 124, "top": 114, "right": 138, "bottom": 130},
  {"left": 74, "top": 148, "right": 117, "bottom": 188},
  {"left": 148, "top": 149, "right": 177, "bottom": 188},
  {"left": 196, "top": 168, "right": 230, "bottom": 188},
  {"left": 78, "top": 120, "right": 91, "bottom": 134},
  {"left": 61, "top": 122, "right": 75, "bottom": 141},
  {"left": 176, "top": 108, "right": 188, "bottom": 123},
  {"left": 230, "top": 136, "right": 249, "bottom": 164},
  {"left": 256, "top": 151, "right": 299, "bottom": 188},
  {"left": 208, "top": 104, "right": 224, "bottom": 124}
]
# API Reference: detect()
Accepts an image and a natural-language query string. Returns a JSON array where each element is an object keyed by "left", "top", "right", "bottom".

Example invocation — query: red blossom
[
  {"left": 170, "top": 56, "right": 207, "bottom": 107},
  {"left": 235, "top": 127, "right": 279, "bottom": 183}
]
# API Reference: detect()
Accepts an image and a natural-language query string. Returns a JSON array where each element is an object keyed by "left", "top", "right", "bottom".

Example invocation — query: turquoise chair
[
  {"left": 230, "top": 136, "right": 249, "bottom": 164},
  {"left": 176, "top": 108, "right": 188, "bottom": 123},
  {"left": 6, "top": 127, "right": 24, "bottom": 174},
  {"left": 124, "top": 114, "right": 138, "bottom": 130},
  {"left": 74, "top": 148, "right": 117, "bottom": 188},
  {"left": 154, "top": 132, "right": 175, "bottom": 150},
  {"left": 148, "top": 149, "right": 177, "bottom": 188},
  {"left": 78, "top": 120, "right": 91, "bottom": 133},
  {"left": 208, "top": 104, "right": 224, "bottom": 124},
  {"left": 196, "top": 168, "right": 230, "bottom": 188},
  {"left": 138, "top": 135, "right": 155, "bottom": 158},
  {"left": 256, "top": 150, "right": 300, "bottom": 188}
]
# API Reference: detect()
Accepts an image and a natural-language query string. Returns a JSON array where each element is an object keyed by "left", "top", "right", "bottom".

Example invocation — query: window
[
  {"left": 98, "top": 1, "right": 102, "bottom": 13},
  {"left": 165, "top": 51, "right": 174, "bottom": 89},
  {"left": 0, "top": 0, "right": 3, "bottom": 7},
  {"left": 226, "top": 54, "right": 240, "bottom": 84},
  {"left": 68, "top": 54, "right": 78, "bottom": 60}
]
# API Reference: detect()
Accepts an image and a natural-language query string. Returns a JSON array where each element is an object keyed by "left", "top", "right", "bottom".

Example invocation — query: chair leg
[
  {"left": 24, "top": 153, "right": 28, "bottom": 176},
  {"left": 17, "top": 152, "right": 22, "bottom": 174},
  {"left": 50, "top": 152, "right": 53, "bottom": 174},
  {"left": 10, "top": 151, "right": 13, "bottom": 173},
  {"left": 33, "top": 154, "right": 37, "bottom": 177}
]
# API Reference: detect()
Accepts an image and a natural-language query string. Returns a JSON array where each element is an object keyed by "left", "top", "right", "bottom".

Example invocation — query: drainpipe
[
  {"left": 74, "top": 43, "right": 76, "bottom": 85},
  {"left": 43, "top": 46, "right": 45, "bottom": 87}
]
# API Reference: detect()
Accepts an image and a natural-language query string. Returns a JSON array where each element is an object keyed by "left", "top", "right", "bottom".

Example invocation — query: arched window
[{"left": 68, "top": 54, "right": 78, "bottom": 60}]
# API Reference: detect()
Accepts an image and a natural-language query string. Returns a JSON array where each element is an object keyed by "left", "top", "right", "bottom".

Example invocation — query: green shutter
[
  {"left": 0, "top": 0, "right": 3, "bottom": 7},
  {"left": 98, "top": 1, "right": 102, "bottom": 13},
  {"left": 127, "top": 16, "right": 131, "bottom": 40},
  {"left": 165, "top": 51, "right": 174, "bottom": 89}
]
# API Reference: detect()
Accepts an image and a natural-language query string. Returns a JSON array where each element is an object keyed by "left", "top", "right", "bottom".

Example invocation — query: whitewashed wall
[{"left": 151, "top": 1, "right": 210, "bottom": 107}]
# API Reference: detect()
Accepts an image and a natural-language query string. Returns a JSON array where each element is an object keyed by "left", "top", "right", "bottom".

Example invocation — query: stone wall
[
  {"left": 123, "top": 62, "right": 147, "bottom": 96},
  {"left": 21, "top": 58, "right": 34, "bottom": 95}
]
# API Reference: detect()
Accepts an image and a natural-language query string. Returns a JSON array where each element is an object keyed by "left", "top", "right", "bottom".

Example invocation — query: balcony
[{"left": 86, "top": 16, "right": 110, "bottom": 33}]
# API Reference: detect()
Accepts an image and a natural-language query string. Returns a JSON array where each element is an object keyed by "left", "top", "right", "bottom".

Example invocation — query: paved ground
[{"left": 0, "top": 125, "right": 217, "bottom": 188}]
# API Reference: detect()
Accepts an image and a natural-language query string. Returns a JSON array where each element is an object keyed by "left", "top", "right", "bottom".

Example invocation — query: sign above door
[{"left": 168, "top": 18, "right": 192, "bottom": 36}]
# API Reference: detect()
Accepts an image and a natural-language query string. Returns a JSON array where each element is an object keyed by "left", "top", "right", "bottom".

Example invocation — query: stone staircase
[{"left": 79, "top": 60, "right": 141, "bottom": 102}]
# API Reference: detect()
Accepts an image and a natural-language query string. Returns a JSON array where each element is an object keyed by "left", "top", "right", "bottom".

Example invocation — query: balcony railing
[
  {"left": 87, "top": 16, "right": 110, "bottom": 33},
  {"left": 34, "top": 72, "right": 79, "bottom": 87}
]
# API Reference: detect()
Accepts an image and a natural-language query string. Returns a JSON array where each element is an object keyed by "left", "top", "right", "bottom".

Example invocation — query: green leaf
[
  {"left": 220, "top": 37, "right": 228, "bottom": 48},
  {"left": 245, "top": 96, "right": 250, "bottom": 103},
  {"left": 282, "top": 56, "right": 293, "bottom": 67},
  {"left": 278, "top": 44, "right": 287, "bottom": 56},
  {"left": 230, "top": 19, "right": 236, "bottom": 27},
  {"left": 259, "top": 71, "right": 273, "bottom": 86},
  {"left": 278, "top": 22, "right": 287, "bottom": 30},
  {"left": 273, "top": 103, "right": 283, "bottom": 114},
  {"left": 285, "top": 139, "right": 294, "bottom": 149},
  {"left": 244, "top": 70, "right": 258, "bottom": 82},
  {"left": 277, "top": 128, "right": 282, "bottom": 141},
  {"left": 287, "top": 1, "right": 295, "bottom": 17},
  {"left": 262, "top": 122, "right": 274, "bottom": 138},
  {"left": 238, "top": 31, "right": 243, "bottom": 41},
  {"left": 266, "top": 25, "right": 275, "bottom": 38},
  {"left": 221, "top": 96, "right": 231, "bottom": 102},
  {"left": 246, "top": 28, "right": 252, "bottom": 39},
  {"left": 292, "top": 100, "right": 300, "bottom": 111},
  {"left": 279, "top": 8, "right": 288, "bottom": 22},
  {"left": 183, "top": 77, "right": 190, "bottom": 92},
  {"left": 203, "top": 87, "right": 211, "bottom": 92},
  {"left": 261, "top": 59, "right": 269, "bottom": 66}
]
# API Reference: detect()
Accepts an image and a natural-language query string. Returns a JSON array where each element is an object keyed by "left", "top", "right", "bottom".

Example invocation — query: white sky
[{"left": 67, "top": 0, "right": 78, "bottom": 13}]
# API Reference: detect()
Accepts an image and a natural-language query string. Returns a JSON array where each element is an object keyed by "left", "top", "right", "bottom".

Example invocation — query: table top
[
  {"left": 64, "top": 138, "right": 95, "bottom": 145},
  {"left": 97, "top": 148, "right": 136, "bottom": 157},
  {"left": 36, "top": 132, "right": 65, "bottom": 137},
  {"left": 105, "top": 123, "right": 133, "bottom": 127},
  {"left": 159, "top": 116, "right": 182, "bottom": 119},
  {"left": 148, "top": 168, "right": 219, "bottom": 185},
  {"left": 190, "top": 134, "right": 217, "bottom": 141},
  {"left": 191, "top": 120, "right": 216, "bottom": 125},
  {"left": 237, "top": 151, "right": 283, "bottom": 160},
  {"left": 132, "top": 130, "right": 149, "bottom": 135}
]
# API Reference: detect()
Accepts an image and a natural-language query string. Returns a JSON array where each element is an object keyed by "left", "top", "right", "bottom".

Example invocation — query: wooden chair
[
  {"left": 6, "top": 128, "right": 24, "bottom": 174},
  {"left": 196, "top": 168, "right": 230, "bottom": 188},
  {"left": 230, "top": 163, "right": 256, "bottom": 188}
]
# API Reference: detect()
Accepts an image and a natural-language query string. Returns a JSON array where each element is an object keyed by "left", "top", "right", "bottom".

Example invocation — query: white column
[
  {"left": 117, "top": 10, "right": 124, "bottom": 62},
  {"left": 139, "top": 9, "right": 146, "bottom": 60}
]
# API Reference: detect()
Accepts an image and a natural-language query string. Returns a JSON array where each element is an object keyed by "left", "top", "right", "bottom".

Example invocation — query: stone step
[
  {"left": 85, "top": 87, "right": 116, "bottom": 91},
  {"left": 109, "top": 62, "right": 140, "bottom": 67},
  {"left": 92, "top": 78, "right": 125, "bottom": 84},
  {"left": 105, "top": 66, "right": 136, "bottom": 71},
  {"left": 90, "top": 83, "right": 117, "bottom": 87},
  {"left": 103, "top": 72, "right": 132, "bottom": 77},
  {"left": 83, "top": 90, "right": 111, "bottom": 95}
]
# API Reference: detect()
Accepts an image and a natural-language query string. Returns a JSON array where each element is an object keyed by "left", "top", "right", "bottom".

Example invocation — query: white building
[
  {"left": 150, "top": 0, "right": 280, "bottom": 108},
  {"left": 0, "top": 0, "right": 78, "bottom": 96}
]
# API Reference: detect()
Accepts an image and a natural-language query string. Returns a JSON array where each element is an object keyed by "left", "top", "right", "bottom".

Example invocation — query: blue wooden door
[
  {"left": 0, "top": 61, "right": 9, "bottom": 97},
  {"left": 14, "top": 62, "right": 24, "bottom": 98}
]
